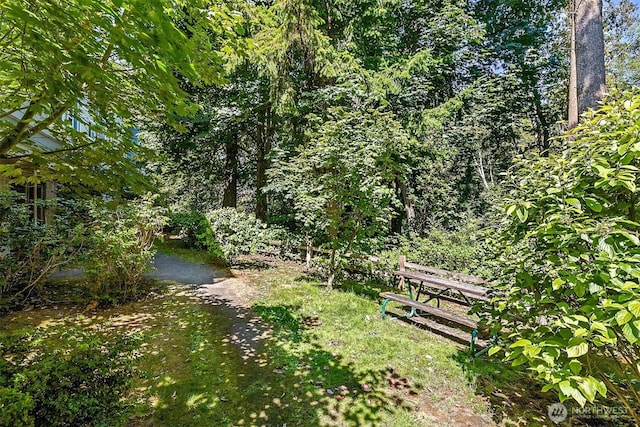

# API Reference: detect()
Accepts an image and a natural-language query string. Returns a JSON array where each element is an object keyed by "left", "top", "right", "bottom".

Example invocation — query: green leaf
[
  {"left": 584, "top": 198, "right": 602, "bottom": 212},
  {"left": 552, "top": 277, "right": 565, "bottom": 290},
  {"left": 156, "top": 59, "right": 168, "bottom": 73},
  {"left": 578, "top": 378, "right": 596, "bottom": 403},
  {"left": 593, "top": 164, "right": 611, "bottom": 178},
  {"left": 621, "top": 323, "right": 638, "bottom": 344},
  {"left": 542, "top": 383, "right": 556, "bottom": 393},
  {"left": 510, "top": 339, "right": 532, "bottom": 348},
  {"left": 566, "top": 339, "right": 588, "bottom": 358},
  {"left": 568, "top": 360, "right": 582, "bottom": 374},
  {"left": 566, "top": 198, "right": 582, "bottom": 210},
  {"left": 615, "top": 309, "right": 632, "bottom": 326},
  {"left": 629, "top": 300, "right": 640, "bottom": 317},
  {"left": 524, "top": 344, "right": 541, "bottom": 357},
  {"left": 591, "top": 377, "right": 607, "bottom": 397},
  {"left": 516, "top": 206, "right": 528, "bottom": 222},
  {"left": 558, "top": 380, "right": 573, "bottom": 398},
  {"left": 488, "top": 346, "right": 501, "bottom": 356}
]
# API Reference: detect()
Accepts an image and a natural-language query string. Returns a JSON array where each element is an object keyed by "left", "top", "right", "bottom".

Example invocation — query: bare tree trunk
[
  {"left": 474, "top": 152, "right": 490, "bottom": 191},
  {"left": 569, "top": 0, "right": 579, "bottom": 129},
  {"left": 532, "top": 86, "right": 551, "bottom": 153},
  {"left": 256, "top": 107, "right": 271, "bottom": 221},
  {"left": 399, "top": 181, "right": 415, "bottom": 233},
  {"left": 390, "top": 179, "right": 403, "bottom": 234},
  {"left": 569, "top": 0, "right": 606, "bottom": 129},
  {"left": 222, "top": 133, "right": 238, "bottom": 208}
]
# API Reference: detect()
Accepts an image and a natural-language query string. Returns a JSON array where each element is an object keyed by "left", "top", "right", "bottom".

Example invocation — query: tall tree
[
  {"left": 569, "top": 0, "right": 606, "bottom": 128},
  {"left": 267, "top": 108, "right": 411, "bottom": 288}
]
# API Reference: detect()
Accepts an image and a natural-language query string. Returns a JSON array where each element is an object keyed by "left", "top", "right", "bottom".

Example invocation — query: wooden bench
[{"left": 381, "top": 256, "right": 498, "bottom": 355}]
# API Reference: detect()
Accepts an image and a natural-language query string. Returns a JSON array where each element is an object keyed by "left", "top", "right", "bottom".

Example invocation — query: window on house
[{"left": 12, "top": 182, "right": 47, "bottom": 224}]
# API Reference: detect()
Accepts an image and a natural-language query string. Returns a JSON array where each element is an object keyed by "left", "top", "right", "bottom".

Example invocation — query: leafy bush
[
  {"left": 0, "top": 327, "right": 141, "bottom": 427},
  {"left": 488, "top": 93, "right": 640, "bottom": 423},
  {"left": 204, "top": 208, "right": 268, "bottom": 263},
  {"left": 82, "top": 195, "right": 167, "bottom": 303},
  {"left": 373, "top": 225, "right": 496, "bottom": 280},
  {"left": 0, "top": 190, "right": 85, "bottom": 313},
  {"left": 167, "top": 211, "right": 211, "bottom": 249}
]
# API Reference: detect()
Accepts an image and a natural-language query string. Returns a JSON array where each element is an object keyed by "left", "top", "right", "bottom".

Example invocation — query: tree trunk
[
  {"left": 222, "top": 133, "right": 238, "bottom": 208},
  {"left": 400, "top": 181, "right": 415, "bottom": 233},
  {"left": 569, "top": 0, "right": 606, "bottom": 129},
  {"left": 568, "top": 0, "right": 579, "bottom": 130},
  {"left": 327, "top": 247, "right": 336, "bottom": 291},
  {"left": 531, "top": 86, "right": 551, "bottom": 154},
  {"left": 255, "top": 107, "right": 271, "bottom": 221},
  {"left": 390, "top": 179, "right": 403, "bottom": 234}
]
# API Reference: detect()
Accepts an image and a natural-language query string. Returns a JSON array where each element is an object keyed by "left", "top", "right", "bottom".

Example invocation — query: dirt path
[{"left": 148, "top": 253, "right": 271, "bottom": 359}]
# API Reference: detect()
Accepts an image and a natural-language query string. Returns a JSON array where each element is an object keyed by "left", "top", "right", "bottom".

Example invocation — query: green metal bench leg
[
  {"left": 381, "top": 298, "right": 390, "bottom": 319},
  {"left": 470, "top": 329, "right": 478, "bottom": 354},
  {"left": 382, "top": 296, "right": 416, "bottom": 319},
  {"left": 473, "top": 333, "right": 498, "bottom": 358},
  {"left": 407, "top": 288, "right": 417, "bottom": 318}
]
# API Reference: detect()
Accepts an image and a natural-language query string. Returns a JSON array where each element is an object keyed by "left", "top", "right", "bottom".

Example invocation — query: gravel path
[
  {"left": 149, "top": 253, "right": 270, "bottom": 359},
  {"left": 146, "top": 253, "right": 228, "bottom": 284},
  {"left": 50, "top": 252, "right": 270, "bottom": 359},
  {"left": 49, "top": 253, "right": 228, "bottom": 284}
]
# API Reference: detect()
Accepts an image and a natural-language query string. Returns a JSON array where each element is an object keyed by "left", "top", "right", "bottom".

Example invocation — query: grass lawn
[{"left": 2, "top": 246, "right": 625, "bottom": 426}]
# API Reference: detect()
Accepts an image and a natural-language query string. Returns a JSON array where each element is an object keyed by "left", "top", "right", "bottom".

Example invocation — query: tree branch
[
  {"left": 20, "top": 103, "right": 70, "bottom": 143},
  {"left": 1, "top": 140, "right": 100, "bottom": 159},
  {"left": 0, "top": 99, "right": 39, "bottom": 155}
]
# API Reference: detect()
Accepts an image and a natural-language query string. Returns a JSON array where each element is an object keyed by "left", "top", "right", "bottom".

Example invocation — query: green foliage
[
  {"left": 267, "top": 108, "right": 411, "bottom": 286},
  {"left": 374, "top": 226, "right": 496, "bottom": 280},
  {"left": 82, "top": 195, "right": 167, "bottom": 303},
  {"left": 488, "top": 93, "right": 640, "bottom": 421},
  {"left": 604, "top": 0, "right": 640, "bottom": 90},
  {"left": 0, "top": 327, "right": 141, "bottom": 427},
  {"left": 0, "top": 0, "right": 247, "bottom": 190},
  {"left": 167, "top": 211, "right": 211, "bottom": 249},
  {"left": 0, "top": 190, "right": 85, "bottom": 312},
  {"left": 204, "top": 208, "right": 269, "bottom": 263}
]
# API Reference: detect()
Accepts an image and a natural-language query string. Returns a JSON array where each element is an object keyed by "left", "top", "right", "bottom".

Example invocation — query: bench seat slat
[
  {"left": 380, "top": 292, "right": 478, "bottom": 329},
  {"left": 407, "top": 315, "right": 489, "bottom": 348}
]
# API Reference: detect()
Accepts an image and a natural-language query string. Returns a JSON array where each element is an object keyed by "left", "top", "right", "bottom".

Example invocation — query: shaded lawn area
[{"left": 5, "top": 249, "right": 618, "bottom": 426}]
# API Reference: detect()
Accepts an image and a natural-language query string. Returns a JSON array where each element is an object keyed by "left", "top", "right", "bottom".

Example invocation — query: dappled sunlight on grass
[
  {"left": 3, "top": 252, "right": 506, "bottom": 426},
  {"left": 128, "top": 284, "right": 401, "bottom": 426},
  {"left": 240, "top": 257, "right": 497, "bottom": 426}
]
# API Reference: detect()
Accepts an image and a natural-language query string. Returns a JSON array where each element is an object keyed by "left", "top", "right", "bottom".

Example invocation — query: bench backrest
[{"left": 399, "top": 255, "right": 490, "bottom": 286}]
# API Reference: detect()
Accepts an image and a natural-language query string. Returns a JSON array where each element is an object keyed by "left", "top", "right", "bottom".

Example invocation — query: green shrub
[
  {"left": 204, "top": 208, "right": 268, "bottom": 263},
  {"left": 0, "top": 327, "right": 141, "bottom": 427},
  {"left": 371, "top": 224, "right": 496, "bottom": 280},
  {"left": 487, "top": 93, "right": 640, "bottom": 423},
  {"left": 167, "top": 211, "right": 210, "bottom": 249},
  {"left": 0, "top": 190, "right": 85, "bottom": 313},
  {"left": 0, "top": 387, "right": 34, "bottom": 427},
  {"left": 82, "top": 194, "right": 167, "bottom": 303}
]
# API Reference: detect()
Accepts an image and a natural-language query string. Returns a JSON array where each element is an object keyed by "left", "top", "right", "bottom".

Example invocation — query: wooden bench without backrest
[{"left": 381, "top": 256, "right": 496, "bottom": 354}]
